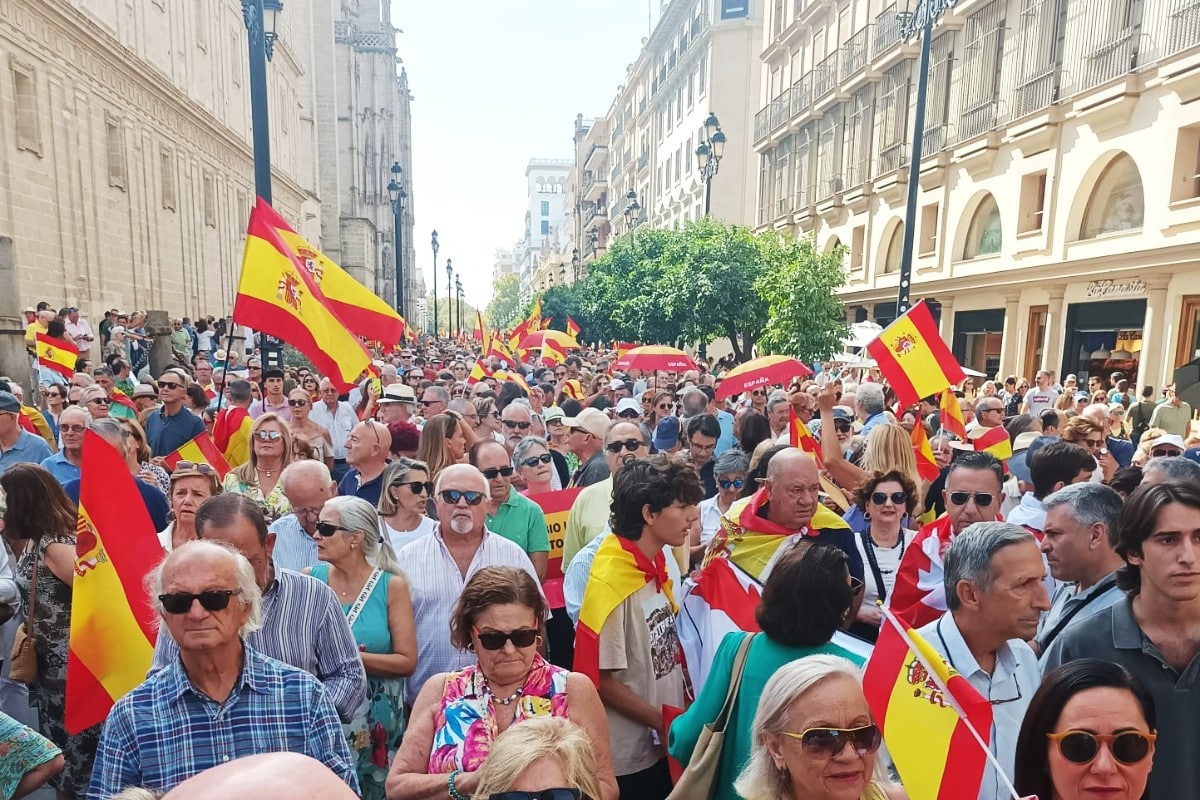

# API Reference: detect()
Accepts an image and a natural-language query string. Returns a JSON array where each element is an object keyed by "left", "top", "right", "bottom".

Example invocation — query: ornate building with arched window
[{"left": 753, "top": 0, "right": 1200, "bottom": 389}]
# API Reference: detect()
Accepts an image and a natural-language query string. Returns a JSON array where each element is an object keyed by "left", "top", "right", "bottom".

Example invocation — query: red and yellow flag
[
  {"left": 107, "top": 388, "right": 138, "bottom": 421},
  {"left": 163, "top": 432, "right": 231, "bottom": 479},
  {"left": 863, "top": 606, "right": 994, "bottom": 800},
  {"left": 529, "top": 488, "right": 583, "bottom": 610},
  {"left": 35, "top": 333, "right": 78, "bottom": 379},
  {"left": 485, "top": 333, "right": 517, "bottom": 366},
  {"left": 788, "top": 407, "right": 824, "bottom": 469},
  {"left": 541, "top": 338, "right": 567, "bottom": 368},
  {"left": 506, "top": 319, "right": 530, "bottom": 352},
  {"left": 18, "top": 406, "right": 57, "bottom": 453},
  {"left": 940, "top": 390, "right": 967, "bottom": 440},
  {"left": 972, "top": 425, "right": 1013, "bottom": 462},
  {"left": 493, "top": 369, "right": 531, "bottom": 394},
  {"left": 66, "top": 430, "right": 160, "bottom": 733},
  {"left": 865, "top": 301, "right": 966, "bottom": 408},
  {"left": 255, "top": 201, "right": 409, "bottom": 346},
  {"left": 234, "top": 200, "right": 372, "bottom": 390},
  {"left": 466, "top": 360, "right": 491, "bottom": 385},
  {"left": 213, "top": 406, "right": 253, "bottom": 467},
  {"left": 912, "top": 419, "right": 941, "bottom": 482},
  {"left": 565, "top": 316, "right": 581, "bottom": 338},
  {"left": 575, "top": 533, "right": 676, "bottom": 687},
  {"left": 526, "top": 298, "right": 544, "bottom": 332},
  {"left": 473, "top": 310, "right": 485, "bottom": 343}
]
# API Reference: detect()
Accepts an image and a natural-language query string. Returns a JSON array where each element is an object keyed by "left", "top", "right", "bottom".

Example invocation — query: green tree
[
  {"left": 485, "top": 274, "right": 522, "bottom": 330},
  {"left": 578, "top": 227, "right": 680, "bottom": 345},
  {"left": 423, "top": 293, "right": 480, "bottom": 337},
  {"left": 754, "top": 234, "right": 848, "bottom": 363}
]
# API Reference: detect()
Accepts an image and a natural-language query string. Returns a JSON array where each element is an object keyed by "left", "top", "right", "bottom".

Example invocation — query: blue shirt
[
  {"left": 337, "top": 468, "right": 384, "bottom": 505},
  {"left": 714, "top": 409, "right": 736, "bottom": 456},
  {"left": 150, "top": 569, "right": 366, "bottom": 722},
  {"left": 268, "top": 513, "right": 320, "bottom": 571},
  {"left": 88, "top": 644, "right": 358, "bottom": 799},
  {"left": 64, "top": 476, "right": 170, "bottom": 533},
  {"left": 142, "top": 406, "right": 205, "bottom": 457},
  {"left": 0, "top": 430, "right": 53, "bottom": 476},
  {"left": 40, "top": 450, "right": 81, "bottom": 485}
]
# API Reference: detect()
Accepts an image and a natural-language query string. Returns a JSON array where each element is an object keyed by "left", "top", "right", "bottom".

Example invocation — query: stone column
[
  {"left": 0, "top": 236, "right": 33, "bottom": 396},
  {"left": 147, "top": 310, "right": 174, "bottom": 377},
  {"left": 1136, "top": 278, "right": 1172, "bottom": 390},
  {"left": 1042, "top": 285, "right": 1067, "bottom": 373},
  {"left": 999, "top": 294, "right": 1021, "bottom": 378},
  {"left": 937, "top": 298, "right": 955, "bottom": 341}
]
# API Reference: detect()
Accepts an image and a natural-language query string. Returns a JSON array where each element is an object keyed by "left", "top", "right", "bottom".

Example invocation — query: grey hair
[
  {"left": 227, "top": 379, "right": 253, "bottom": 402},
  {"left": 765, "top": 391, "right": 789, "bottom": 415},
  {"left": 713, "top": 449, "right": 750, "bottom": 477},
  {"left": 278, "top": 459, "right": 332, "bottom": 495},
  {"left": 734, "top": 655, "right": 890, "bottom": 800},
  {"left": 943, "top": 522, "right": 1037, "bottom": 611},
  {"left": 501, "top": 400, "right": 532, "bottom": 418},
  {"left": 423, "top": 385, "right": 450, "bottom": 404},
  {"left": 81, "top": 385, "right": 108, "bottom": 403},
  {"left": 447, "top": 398, "right": 475, "bottom": 417},
  {"left": 512, "top": 435, "right": 550, "bottom": 466},
  {"left": 59, "top": 405, "right": 91, "bottom": 425},
  {"left": 89, "top": 417, "right": 128, "bottom": 447},
  {"left": 322, "top": 496, "right": 402, "bottom": 575},
  {"left": 376, "top": 458, "right": 431, "bottom": 516},
  {"left": 856, "top": 383, "right": 886, "bottom": 416},
  {"left": 435, "top": 463, "right": 491, "bottom": 500},
  {"left": 680, "top": 388, "right": 708, "bottom": 416},
  {"left": 150, "top": 539, "right": 263, "bottom": 638},
  {"left": 1143, "top": 456, "right": 1200, "bottom": 485},
  {"left": 1042, "top": 483, "right": 1123, "bottom": 546}
]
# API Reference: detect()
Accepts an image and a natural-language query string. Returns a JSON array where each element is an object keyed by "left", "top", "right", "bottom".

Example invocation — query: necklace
[
  {"left": 256, "top": 465, "right": 277, "bottom": 478},
  {"left": 482, "top": 675, "right": 524, "bottom": 706}
]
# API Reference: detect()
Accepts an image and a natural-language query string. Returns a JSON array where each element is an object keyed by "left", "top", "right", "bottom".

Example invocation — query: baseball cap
[
  {"left": 563, "top": 407, "right": 610, "bottom": 438},
  {"left": 1073, "top": 391, "right": 1090, "bottom": 402},
  {"left": 378, "top": 384, "right": 417, "bottom": 405},
  {"left": 0, "top": 392, "right": 20, "bottom": 414},
  {"left": 542, "top": 406, "right": 566, "bottom": 424},
  {"left": 110, "top": 326, "right": 126, "bottom": 335},
  {"left": 653, "top": 417, "right": 680, "bottom": 451},
  {"left": 608, "top": 378, "right": 625, "bottom": 391},
  {"left": 1008, "top": 435, "right": 1057, "bottom": 485},
  {"left": 1150, "top": 434, "right": 1186, "bottom": 454},
  {"left": 615, "top": 398, "right": 641, "bottom": 416},
  {"left": 1183, "top": 447, "right": 1200, "bottom": 465}
]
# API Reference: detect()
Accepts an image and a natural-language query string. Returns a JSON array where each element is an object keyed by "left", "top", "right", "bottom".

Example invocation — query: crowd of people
[{"left": 0, "top": 306, "right": 1196, "bottom": 800}]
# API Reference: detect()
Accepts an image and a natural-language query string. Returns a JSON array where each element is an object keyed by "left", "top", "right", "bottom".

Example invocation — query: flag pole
[
  {"left": 213, "top": 319, "right": 238, "bottom": 417},
  {"left": 878, "top": 604, "right": 1025, "bottom": 800}
]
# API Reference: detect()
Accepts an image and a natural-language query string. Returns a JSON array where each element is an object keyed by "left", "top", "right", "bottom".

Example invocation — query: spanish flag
[
  {"left": 575, "top": 533, "right": 677, "bottom": 688},
  {"left": 972, "top": 424, "right": 1013, "bottom": 462},
  {"left": 256, "top": 201, "right": 409, "bottom": 346},
  {"left": 486, "top": 333, "right": 517, "bottom": 366},
  {"left": 234, "top": 200, "right": 371, "bottom": 390},
  {"left": 506, "top": 319, "right": 529, "bottom": 352},
  {"left": 213, "top": 406, "right": 253, "bottom": 467},
  {"left": 65, "top": 430, "right": 160, "bottom": 733},
  {"left": 863, "top": 606, "right": 994, "bottom": 800},
  {"left": 526, "top": 298, "right": 544, "bottom": 333},
  {"left": 865, "top": 301, "right": 966, "bottom": 408},
  {"left": 939, "top": 390, "right": 967, "bottom": 440},
  {"left": 35, "top": 333, "right": 78, "bottom": 379},
  {"left": 565, "top": 316, "right": 581, "bottom": 338},
  {"left": 107, "top": 388, "right": 138, "bottom": 421},
  {"left": 541, "top": 338, "right": 567, "bottom": 368},
  {"left": 473, "top": 310, "right": 485, "bottom": 343},
  {"left": 788, "top": 407, "right": 824, "bottom": 469},
  {"left": 493, "top": 369, "right": 531, "bottom": 394},
  {"left": 466, "top": 360, "right": 491, "bottom": 385},
  {"left": 912, "top": 419, "right": 941, "bottom": 481},
  {"left": 163, "top": 432, "right": 231, "bottom": 479}
]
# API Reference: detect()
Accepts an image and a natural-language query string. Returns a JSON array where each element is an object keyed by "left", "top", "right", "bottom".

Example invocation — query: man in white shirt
[
  {"left": 309, "top": 377, "right": 358, "bottom": 482},
  {"left": 915, "top": 522, "right": 1048, "bottom": 800},
  {"left": 64, "top": 307, "right": 94, "bottom": 350},
  {"left": 1022, "top": 370, "right": 1060, "bottom": 416}
]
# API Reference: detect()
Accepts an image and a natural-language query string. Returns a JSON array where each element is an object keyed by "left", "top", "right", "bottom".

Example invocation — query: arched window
[
  {"left": 883, "top": 222, "right": 904, "bottom": 274},
  {"left": 964, "top": 194, "right": 1002, "bottom": 259},
  {"left": 1081, "top": 154, "right": 1144, "bottom": 239}
]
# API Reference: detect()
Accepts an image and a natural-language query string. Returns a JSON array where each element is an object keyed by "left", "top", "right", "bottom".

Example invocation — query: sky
[{"left": 394, "top": 0, "right": 657, "bottom": 309}]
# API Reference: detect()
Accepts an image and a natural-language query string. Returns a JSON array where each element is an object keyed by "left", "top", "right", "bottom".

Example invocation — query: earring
[
  {"left": 350, "top": 543, "right": 357, "bottom": 550},
  {"left": 863, "top": 511, "right": 871, "bottom": 521}
]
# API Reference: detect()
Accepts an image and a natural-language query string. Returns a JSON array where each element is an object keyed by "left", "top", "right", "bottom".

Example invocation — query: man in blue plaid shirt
[{"left": 87, "top": 540, "right": 358, "bottom": 799}]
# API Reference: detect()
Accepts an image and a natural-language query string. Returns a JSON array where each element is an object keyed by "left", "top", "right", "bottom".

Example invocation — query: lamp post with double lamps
[
  {"left": 445, "top": 259, "right": 453, "bottom": 338},
  {"left": 694, "top": 113, "right": 726, "bottom": 216},
  {"left": 430, "top": 230, "right": 439, "bottom": 340},
  {"left": 387, "top": 162, "right": 406, "bottom": 319}
]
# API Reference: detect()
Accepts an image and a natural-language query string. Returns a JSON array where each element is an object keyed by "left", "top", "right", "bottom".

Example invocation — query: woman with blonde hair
[
  {"left": 471, "top": 717, "right": 605, "bottom": 800},
  {"left": 376, "top": 458, "right": 437, "bottom": 551},
  {"left": 415, "top": 413, "right": 471, "bottom": 487},
  {"left": 287, "top": 387, "right": 334, "bottom": 469},
  {"left": 222, "top": 412, "right": 293, "bottom": 523},
  {"left": 117, "top": 417, "right": 171, "bottom": 496}
]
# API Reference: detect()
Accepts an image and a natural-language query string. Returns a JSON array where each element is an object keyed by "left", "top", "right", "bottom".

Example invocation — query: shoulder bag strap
[
  {"left": 1039, "top": 574, "right": 1118, "bottom": 650},
  {"left": 344, "top": 568, "right": 383, "bottom": 629},
  {"left": 713, "top": 633, "right": 757, "bottom": 731},
  {"left": 25, "top": 544, "right": 39, "bottom": 642},
  {"left": 859, "top": 530, "right": 889, "bottom": 603}
]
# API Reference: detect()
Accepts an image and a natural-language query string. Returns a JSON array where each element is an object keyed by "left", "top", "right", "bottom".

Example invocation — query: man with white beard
[{"left": 395, "top": 464, "right": 542, "bottom": 706}]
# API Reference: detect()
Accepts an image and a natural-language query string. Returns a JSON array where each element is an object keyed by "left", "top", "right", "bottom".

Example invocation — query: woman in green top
[{"left": 668, "top": 543, "right": 865, "bottom": 800}]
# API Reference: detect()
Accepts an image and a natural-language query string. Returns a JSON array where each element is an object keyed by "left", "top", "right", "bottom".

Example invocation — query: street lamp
[
  {"left": 695, "top": 112, "right": 726, "bottom": 216},
  {"left": 387, "top": 162, "right": 406, "bottom": 319},
  {"left": 241, "top": 0, "right": 284, "bottom": 203},
  {"left": 570, "top": 249, "right": 580, "bottom": 283},
  {"left": 623, "top": 189, "right": 642, "bottom": 230},
  {"left": 431, "top": 230, "right": 439, "bottom": 338},
  {"left": 589, "top": 227, "right": 600, "bottom": 256},
  {"left": 560, "top": 264, "right": 567, "bottom": 285},
  {"left": 455, "top": 275, "right": 463, "bottom": 336},
  {"left": 445, "top": 259, "right": 453, "bottom": 337}
]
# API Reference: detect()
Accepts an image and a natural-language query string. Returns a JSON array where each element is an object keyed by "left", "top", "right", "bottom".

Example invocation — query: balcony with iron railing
[
  {"left": 813, "top": 52, "right": 839, "bottom": 100},
  {"left": 1166, "top": 0, "right": 1200, "bottom": 54},
  {"left": 873, "top": 4, "right": 903, "bottom": 58},
  {"left": 583, "top": 199, "right": 608, "bottom": 226},
  {"left": 843, "top": 27, "right": 870, "bottom": 77},
  {"left": 583, "top": 143, "right": 608, "bottom": 170},
  {"left": 637, "top": 151, "right": 650, "bottom": 172}
]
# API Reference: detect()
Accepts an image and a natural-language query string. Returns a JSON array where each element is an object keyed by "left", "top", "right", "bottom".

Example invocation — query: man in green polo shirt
[{"left": 469, "top": 438, "right": 550, "bottom": 580}]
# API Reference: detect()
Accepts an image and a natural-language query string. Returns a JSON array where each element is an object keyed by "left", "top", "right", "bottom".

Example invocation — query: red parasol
[
  {"left": 612, "top": 345, "right": 698, "bottom": 373},
  {"left": 715, "top": 355, "right": 814, "bottom": 400}
]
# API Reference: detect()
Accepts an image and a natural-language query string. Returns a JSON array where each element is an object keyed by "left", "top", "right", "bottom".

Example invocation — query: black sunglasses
[
  {"left": 834, "top": 421, "right": 852, "bottom": 432},
  {"left": 480, "top": 466, "right": 515, "bottom": 480},
  {"left": 520, "top": 453, "right": 554, "bottom": 468},
  {"left": 605, "top": 439, "right": 644, "bottom": 454},
  {"left": 159, "top": 590, "right": 239, "bottom": 614},
  {"left": 419, "top": 399, "right": 439, "bottom": 407},
  {"left": 1046, "top": 730, "right": 1155, "bottom": 766},
  {"left": 439, "top": 489, "right": 485, "bottom": 505},
  {"left": 288, "top": 398, "right": 309, "bottom": 407},
  {"left": 871, "top": 491, "right": 907, "bottom": 506},
  {"left": 393, "top": 480, "right": 432, "bottom": 495},
  {"left": 502, "top": 420, "right": 531, "bottom": 430},
  {"left": 473, "top": 626, "right": 539, "bottom": 651},
  {"left": 948, "top": 491, "right": 995, "bottom": 507},
  {"left": 617, "top": 409, "right": 640, "bottom": 418},
  {"left": 314, "top": 521, "right": 354, "bottom": 537},
  {"left": 489, "top": 792, "right": 581, "bottom": 800},
  {"left": 158, "top": 381, "right": 183, "bottom": 390}
]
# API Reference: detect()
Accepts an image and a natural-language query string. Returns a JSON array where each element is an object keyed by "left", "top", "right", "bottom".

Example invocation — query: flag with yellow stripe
[
  {"left": 66, "top": 430, "right": 160, "bottom": 733},
  {"left": 163, "top": 432, "right": 231, "bottom": 479},
  {"left": 940, "top": 390, "right": 967, "bottom": 440},
  {"left": 972, "top": 424, "right": 1013, "bottom": 462},
  {"left": 35, "top": 333, "right": 78, "bottom": 379},
  {"left": 866, "top": 301, "right": 966, "bottom": 408}
]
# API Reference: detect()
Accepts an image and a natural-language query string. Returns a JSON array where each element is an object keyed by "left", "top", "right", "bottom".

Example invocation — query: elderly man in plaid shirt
[{"left": 87, "top": 540, "right": 357, "bottom": 799}]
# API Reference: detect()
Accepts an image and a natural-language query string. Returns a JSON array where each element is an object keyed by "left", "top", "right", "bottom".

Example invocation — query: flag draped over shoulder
[
  {"left": 66, "top": 430, "right": 160, "bottom": 733},
  {"left": 863, "top": 607, "right": 994, "bottom": 800},
  {"left": 255, "top": 201, "right": 409, "bottom": 346},
  {"left": 887, "top": 516, "right": 954, "bottom": 627},
  {"left": 940, "top": 390, "right": 967, "bottom": 440},
  {"left": 107, "top": 389, "right": 137, "bottom": 420},
  {"left": 788, "top": 407, "right": 824, "bottom": 469},
  {"left": 973, "top": 425, "right": 1013, "bottom": 461},
  {"left": 163, "top": 432, "right": 231, "bottom": 478},
  {"left": 575, "top": 534, "right": 676, "bottom": 688},
  {"left": 35, "top": 333, "right": 78, "bottom": 379},
  {"left": 234, "top": 200, "right": 371, "bottom": 390},
  {"left": 866, "top": 301, "right": 965, "bottom": 408}
]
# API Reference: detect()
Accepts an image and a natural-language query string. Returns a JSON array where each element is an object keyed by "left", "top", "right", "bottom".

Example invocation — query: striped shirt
[
  {"left": 269, "top": 513, "right": 320, "bottom": 571},
  {"left": 150, "top": 569, "right": 365, "bottom": 722},
  {"left": 88, "top": 644, "right": 358, "bottom": 799},
  {"left": 399, "top": 527, "right": 540, "bottom": 705}
]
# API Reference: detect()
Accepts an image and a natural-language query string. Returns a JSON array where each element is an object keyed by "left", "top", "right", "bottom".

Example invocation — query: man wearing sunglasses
[
  {"left": 39, "top": 404, "right": 90, "bottom": 485},
  {"left": 92, "top": 540, "right": 358, "bottom": 798},
  {"left": 912, "top": 522, "right": 1046, "bottom": 800},
  {"left": 145, "top": 368, "right": 205, "bottom": 458},
  {"left": 268, "top": 461, "right": 335, "bottom": 570},
  {"left": 469, "top": 440, "right": 549, "bottom": 581},
  {"left": 889, "top": 452, "right": 1004, "bottom": 629},
  {"left": 396, "top": 464, "right": 542, "bottom": 708},
  {"left": 149, "top": 494, "right": 366, "bottom": 723},
  {"left": 0, "top": 390, "right": 52, "bottom": 475},
  {"left": 561, "top": 422, "right": 648, "bottom": 569},
  {"left": 500, "top": 401, "right": 535, "bottom": 452},
  {"left": 564, "top": 408, "right": 610, "bottom": 489}
]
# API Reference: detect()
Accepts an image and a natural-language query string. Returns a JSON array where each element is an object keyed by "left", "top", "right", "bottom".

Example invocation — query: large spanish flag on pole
[
  {"left": 66, "top": 430, "right": 160, "bottom": 733},
  {"left": 35, "top": 333, "right": 78, "bottom": 379},
  {"left": 234, "top": 200, "right": 371, "bottom": 390},
  {"left": 863, "top": 605, "right": 1003, "bottom": 800},
  {"left": 163, "top": 432, "right": 231, "bottom": 479},
  {"left": 866, "top": 301, "right": 966, "bottom": 408},
  {"left": 255, "top": 201, "right": 409, "bottom": 346},
  {"left": 473, "top": 310, "right": 486, "bottom": 343}
]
